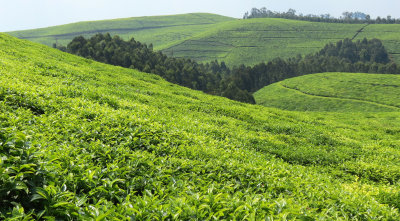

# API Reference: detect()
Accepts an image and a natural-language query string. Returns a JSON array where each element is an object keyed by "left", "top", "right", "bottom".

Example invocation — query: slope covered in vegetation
[
  {"left": 1, "top": 34, "right": 400, "bottom": 219},
  {"left": 64, "top": 34, "right": 398, "bottom": 105},
  {"left": 8, "top": 13, "right": 234, "bottom": 50},
  {"left": 162, "top": 18, "right": 363, "bottom": 65},
  {"left": 356, "top": 24, "right": 400, "bottom": 64},
  {"left": 9, "top": 15, "right": 400, "bottom": 66},
  {"left": 164, "top": 18, "right": 400, "bottom": 66},
  {"left": 254, "top": 72, "right": 400, "bottom": 112}
]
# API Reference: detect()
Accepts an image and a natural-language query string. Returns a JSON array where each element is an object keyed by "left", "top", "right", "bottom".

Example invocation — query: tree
[
  {"left": 342, "top": 12, "right": 352, "bottom": 20},
  {"left": 221, "top": 82, "right": 255, "bottom": 104},
  {"left": 243, "top": 12, "right": 249, "bottom": 19},
  {"left": 286, "top": 9, "right": 296, "bottom": 17}
]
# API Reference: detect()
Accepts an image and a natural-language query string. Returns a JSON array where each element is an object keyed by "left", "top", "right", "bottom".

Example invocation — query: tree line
[
  {"left": 243, "top": 7, "right": 400, "bottom": 24},
  {"left": 62, "top": 34, "right": 249, "bottom": 101},
  {"left": 58, "top": 34, "right": 399, "bottom": 104},
  {"left": 225, "top": 38, "right": 397, "bottom": 96}
]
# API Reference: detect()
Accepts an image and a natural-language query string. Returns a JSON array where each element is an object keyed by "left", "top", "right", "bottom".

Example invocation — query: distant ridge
[
  {"left": 8, "top": 13, "right": 400, "bottom": 66},
  {"left": 8, "top": 13, "right": 234, "bottom": 50}
]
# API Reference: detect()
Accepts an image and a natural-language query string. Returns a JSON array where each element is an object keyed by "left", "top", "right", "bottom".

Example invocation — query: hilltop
[
  {"left": 8, "top": 14, "right": 400, "bottom": 66},
  {"left": 254, "top": 72, "right": 400, "bottom": 112},
  {"left": 163, "top": 19, "right": 400, "bottom": 65},
  {"left": 8, "top": 13, "right": 234, "bottom": 50},
  {"left": 1, "top": 34, "right": 400, "bottom": 219}
]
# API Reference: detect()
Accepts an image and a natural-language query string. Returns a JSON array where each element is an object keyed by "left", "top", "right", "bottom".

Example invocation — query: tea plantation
[
  {"left": 9, "top": 14, "right": 400, "bottom": 66},
  {"left": 8, "top": 13, "right": 234, "bottom": 51},
  {"left": 1, "top": 34, "right": 400, "bottom": 219},
  {"left": 161, "top": 18, "right": 364, "bottom": 66},
  {"left": 254, "top": 72, "right": 400, "bottom": 112},
  {"left": 164, "top": 19, "right": 400, "bottom": 66}
]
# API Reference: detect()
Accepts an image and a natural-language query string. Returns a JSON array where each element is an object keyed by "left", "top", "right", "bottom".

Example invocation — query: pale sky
[{"left": 1, "top": 0, "right": 399, "bottom": 32}]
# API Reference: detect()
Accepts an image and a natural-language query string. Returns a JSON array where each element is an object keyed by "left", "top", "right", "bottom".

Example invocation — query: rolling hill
[
  {"left": 0, "top": 34, "right": 400, "bottom": 220},
  {"left": 254, "top": 72, "right": 400, "bottom": 112},
  {"left": 1, "top": 33, "right": 400, "bottom": 219},
  {"left": 8, "top": 13, "right": 234, "bottom": 51},
  {"left": 162, "top": 18, "right": 364, "bottom": 65},
  {"left": 8, "top": 14, "right": 400, "bottom": 66},
  {"left": 163, "top": 19, "right": 400, "bottom": 66}
]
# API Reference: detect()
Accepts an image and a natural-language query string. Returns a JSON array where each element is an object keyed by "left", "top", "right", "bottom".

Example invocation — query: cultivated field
[
  {"left": 254, "top": 72, "right": 400, "bottom": 112},
  {"left": 9, "top": 14, "right": 400, "bottom": 65},
  {"left": 162, "top": 19, "right": 364, "bottom": 66},
  {"left": 8, "top": 13, "right": 234, "bottom": 51},
  {"left": 354, "top": 24, "right": 400, "bottom": 64},
  {"left": 1, "top": 34, "right": 400, "bottom": 219}
]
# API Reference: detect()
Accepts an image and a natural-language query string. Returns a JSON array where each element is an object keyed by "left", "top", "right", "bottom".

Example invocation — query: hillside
[
  {"left": 254, "top": 72, "right": 400, "bottom": 112},
  {"left": 1, "top": 34, "right": 400, "bottom": 219},
  {"left": 355, "top": 24, "right": 400, "bottom": 63},
  {"left": 162, "top": 18, "right": 363, "bottom": 65},
  {"left": 164, "top": 19, "right": 400, "bottom": 66},
  {"left": 8, "top": 13, "right": 234, "bottom": 50},
  {"left": 9, "top": 15, "right": 400, "bottom": 66}
]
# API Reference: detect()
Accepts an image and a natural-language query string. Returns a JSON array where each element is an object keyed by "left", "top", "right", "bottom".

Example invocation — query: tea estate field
[
  {"left": 254, "top": 72, "right": 400, "bottom": 112},
  {"left": 161, "top": 18, "right": 400, "bottom": 66},
  {"left": 9, "top": 14, "right": 400, "bottom": 66},
  {"left": 8, "top": 13, "right": 234, "bottom": 52},
  {"left": 1, "top": 33, "right": 400, "bottom": 219}
]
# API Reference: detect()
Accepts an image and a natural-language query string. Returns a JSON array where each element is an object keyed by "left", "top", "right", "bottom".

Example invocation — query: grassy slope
[
  {"left": 165, "top": 20, "right": 400, "bottom": 65},
  {"left": 10, "top": 16, "right": 400, "bottom": 66},
  {"left": 1, "top": 34, "right": 400, "bottom": 219},
  {"left": 8, "top": 13, "right": 234, "bottom": 51},
  {"left": 355, "top": 24, "right": 400, "bottom": 64},
  {"left": 254, "top": 72, "right": 400, "bottom": 112},
  {"left": 162, "top": 18, "right": 363, "bottom": 66}
]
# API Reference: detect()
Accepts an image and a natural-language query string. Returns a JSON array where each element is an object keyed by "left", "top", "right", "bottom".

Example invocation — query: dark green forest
[
  {"left": 62, "top": 34, "right": 399, "bottom": 103},
  {"left": 243, "top": 7, "right": 400, "bottom": 24}
]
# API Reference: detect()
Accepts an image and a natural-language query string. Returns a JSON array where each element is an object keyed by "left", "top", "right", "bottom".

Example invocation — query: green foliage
[
  {"left": 65, "top": 33, "right": 254, "bottom": 103},
  {"left": 318, "top": 38, "right": 390, "bottom": 63},
  {"left": 254, "top": 72, "right": 400, "bottom": 112},
  {"left": 1, "top": 33, "right": 400, "bottom": 219},
  {"left": 66, "top": 33, "right": 216, "bottom": 91},
  {"left": 355, "top": 24, "right": 400, "bottom": 64},
  {"left": 221, "top": 82, "right": 256, "bottom": 103},
  {"left": 0, "top": 129, "right": 46, "bottom": 219}
]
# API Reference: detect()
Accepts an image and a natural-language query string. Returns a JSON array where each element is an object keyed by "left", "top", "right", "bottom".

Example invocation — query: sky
[{"left": 1, "top": 0, "right": 400, "bottom": 32}]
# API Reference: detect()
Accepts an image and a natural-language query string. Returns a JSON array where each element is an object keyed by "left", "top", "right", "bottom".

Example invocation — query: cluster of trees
[
  {"left": 243, "top": 7, "right": 400, "bottom": 24},
  {"left": 64, "top": 34, "right": 248, "bottom": 101},
  {"left": 317, "top": 38, "right": 389, "bottom": 63},
  {"left": 62, "top": 34, "right": 399, "bottom": 104},
  {"left": 225, "top": 38, "right": 398, "bottom": 94}
]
